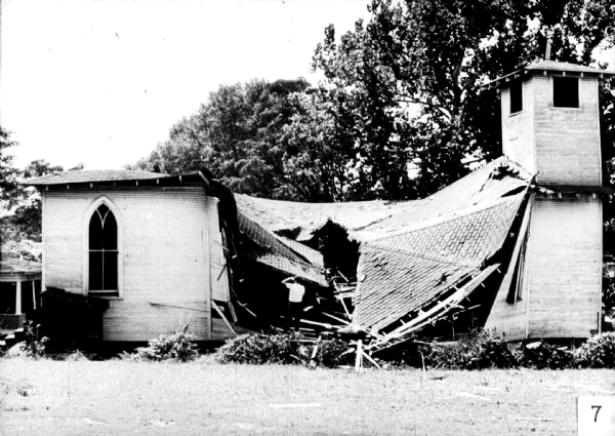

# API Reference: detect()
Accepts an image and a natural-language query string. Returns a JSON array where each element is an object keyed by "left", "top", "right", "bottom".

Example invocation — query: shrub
[
  {"left": 215, "top": 333, "right": 297, "bottom": 365},
  {"left": 424, "top": 342, "right": 473, "bottom": 369},
  {"left": 574, "top": 332, "right": 615, "bottom": 368},
  {"left": 312, "top": 338, "right": 353, "bottom": 368},
  {"left": 515, "top": 341, "right": 574, "bottom": 369},
  {"left": 424, "top": 331, "right": 517, "bottom": 370},
  {"left": 216, "top": 333, "right": 355, "bottom": 368},
  {"left": 133, "top": 328, "right": 199, "bottom": 362},
  {"left": 468, "top": 336, "right": 518, "bottom": 369}
]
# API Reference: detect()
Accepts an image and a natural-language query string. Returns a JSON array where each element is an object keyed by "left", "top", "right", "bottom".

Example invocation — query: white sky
[{"left": 0, "top": 0, "right": 369, "bottom": 170}]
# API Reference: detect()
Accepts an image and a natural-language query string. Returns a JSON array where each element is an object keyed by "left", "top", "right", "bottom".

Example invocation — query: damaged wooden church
[
  {"left": 24, "top": 59, "right": 612, "bottom": 347},
  {"left": 25, "top": 170, "right": 328, "bottom": 343},
  {"left": 237, "top": 59, "right": 612, "bottom": 348}
]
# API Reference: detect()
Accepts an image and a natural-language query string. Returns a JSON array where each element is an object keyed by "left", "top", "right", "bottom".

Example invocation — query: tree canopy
[
  {"left": 137, "top": 0, "right": 615, "bottom": 203},
  {"left": 0, "top": 126, "right": 17, "bottom": 207}
]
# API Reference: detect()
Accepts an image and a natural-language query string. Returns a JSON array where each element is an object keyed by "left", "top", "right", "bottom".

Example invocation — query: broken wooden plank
[
  {"left": 321, "top": 311, "right": 350, "bottom": 325},
  {"left": 212, "top": 300, "right": 237, "bottom": 336}
]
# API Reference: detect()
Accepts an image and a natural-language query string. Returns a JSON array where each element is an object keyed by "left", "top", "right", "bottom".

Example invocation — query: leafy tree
[
  {"left": 1, "top": 159, "right": 65, "bottom": 244},
  {"left": 136, "top": 79, "right": 313, "bottom": 198},
  {"left": 277, "top": 91, "right": 357, "bottom": 201},
  {"left": 22, "top": 159, "right": 64, "bottom": 179},
  {"left": 313, "top": 0, "right": 615, "bottom": 197},
  {"left": 312, "top": 21, "right": 415, "bottom": 199},
  {"left": 139, "top": 0, "right": 615, "bottom": 203},
  {"left": 0, "top": 127, "right": 18, "bottom": 260},
  {"left": 0, "top": 126, "right": 17, "bottom": 207}
]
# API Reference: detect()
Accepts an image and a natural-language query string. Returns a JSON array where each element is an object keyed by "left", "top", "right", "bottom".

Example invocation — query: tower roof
[{"left": 485, "top": 59, "right": 615, "bottom": 88}]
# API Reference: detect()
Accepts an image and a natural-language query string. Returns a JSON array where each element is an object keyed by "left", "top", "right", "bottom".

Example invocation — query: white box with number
[{"left": 578, "top": 396, "right": 615, "bottom": 436}]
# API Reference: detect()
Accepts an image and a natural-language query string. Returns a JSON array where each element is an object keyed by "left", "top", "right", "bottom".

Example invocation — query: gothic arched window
[{"left": 88, "top": 204, "right": 118, "bottom": 295}]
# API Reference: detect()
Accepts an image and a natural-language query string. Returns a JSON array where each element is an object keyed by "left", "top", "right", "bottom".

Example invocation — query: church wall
[
  {"left": 524, "top": 195, "right": 602, "bottom": 338},
  {"left": 486, "top": 195, "right": 602, "bottom": 340},
  {"left": 42, "top": 186, "right": 229, "bottom": 341}
]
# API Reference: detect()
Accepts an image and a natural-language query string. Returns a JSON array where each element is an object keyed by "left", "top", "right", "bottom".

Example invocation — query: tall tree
[
  {"left": 0, "top": 126, "right": 17, "bottom": 207},
  {"left": 139, "top": 0, "right": 615, "bottom": 203},
  {"left": 277, "top": 91, "right": 357, "bottom": 201},
  {"left": 312, "top": 21, "right": 416, "bottom": 200},
  {"left": 136, "top": 79, "right": 313, "bottom": 198},
  {"left": 1, "top": 159, "right": 65, "bottom": 244},
  {"left": 313, "top": 0, "right": 615, "bottom": 197},
  {"left": 0, "top": 127, "right": 18, "bottom": 260}
]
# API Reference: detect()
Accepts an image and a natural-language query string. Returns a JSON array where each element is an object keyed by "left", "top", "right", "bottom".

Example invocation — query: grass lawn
[{"left": 0, "top": 358, "right": 613, "bottom": 435}]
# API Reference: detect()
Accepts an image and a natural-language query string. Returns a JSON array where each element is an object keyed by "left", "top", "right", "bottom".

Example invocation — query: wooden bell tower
[{"left": 486, "top": 60, "right": 613, "bottom": 340}]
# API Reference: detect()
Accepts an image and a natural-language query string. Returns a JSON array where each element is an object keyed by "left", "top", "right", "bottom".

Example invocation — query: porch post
[
  {"left": 15, "top": 280, "right": 22, "bottom": 314},
  {"left": 32, "top": 281, "right": 36, "bottom": 310}
]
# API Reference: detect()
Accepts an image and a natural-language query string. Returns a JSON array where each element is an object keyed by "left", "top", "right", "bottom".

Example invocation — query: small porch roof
[{"left": 0, "top": 258, "right": 42, "bottom": 281}]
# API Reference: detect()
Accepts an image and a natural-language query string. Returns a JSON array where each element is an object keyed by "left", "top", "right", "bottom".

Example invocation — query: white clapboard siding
[
  {"left": 501, "top": 78, "right": 537, "bottom": 175},
  {"left": 42, "top": 186, "right": 227, "bottom": 341},
  {"left": 534, "top": 77, "right": 602, "bottom": 186},
  {"left": 525, "top": 196, "right": 602, "bottom": 338},
  {"left": 487, "top": 196, "right": 602, "bottom": 340},
  {"left": 501, "top": 76, "right": 602, "bottom": 185}
]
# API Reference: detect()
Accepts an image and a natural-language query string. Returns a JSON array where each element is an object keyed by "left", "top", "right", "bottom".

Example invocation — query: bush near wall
[
  {"left": 126, "top": 328, "right": 199, "bottom": 362},
  {"left": 516, "top": 342, "right": 574, "bottom": 369},
  {"left": 214, "top": 333, "right": 352, "bottom": 367},
  {"left": 311, "top": 337, "right": 353, "bottom": 368},
  {"left": 422, "top": 332, "right": 517, "bottom": 370},
  {"left": 215, "top": 333, "right": 298, "bottom": 365},
  {"left": 574, "top": 332, "right": 615, "bottom": 368},
  {"left": 420, "top": 332, "right": 615, "bottom": 370},
  {"left": 111, "top": 330, "right": 615, "bottom": 369}
]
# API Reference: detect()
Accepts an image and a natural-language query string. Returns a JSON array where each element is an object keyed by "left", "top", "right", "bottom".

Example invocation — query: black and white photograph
[{"left": 1, "top": 0, "right": 615, "bottom": 434}]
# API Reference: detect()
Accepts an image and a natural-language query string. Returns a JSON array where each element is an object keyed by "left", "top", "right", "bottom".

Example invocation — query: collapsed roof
[
  {"left": 236, "top": 157, "right": 533, "bottom": 347},
  {"left": 237, "top": 157, "right": 532, "bottom": 243},
  {"left": 237, "top": 212, "right": 327, "bottom": 287},
  {"left": 354, "top": 195, "right": 524, "bottom": 334}
]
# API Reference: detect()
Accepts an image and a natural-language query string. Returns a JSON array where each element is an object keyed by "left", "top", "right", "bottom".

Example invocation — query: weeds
[{"left": 22, "top": 321, "right": 49, "bottom": 359}]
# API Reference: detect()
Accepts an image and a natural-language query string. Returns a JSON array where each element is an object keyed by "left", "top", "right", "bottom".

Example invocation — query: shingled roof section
[
  {"left": 234, "top": 156, "right": 531, "bottom": 242},
  {"left": 352, "top": 183, "right": 528, "bottom": 333},
  {"left": 235, "top": 194, "right": 423, "bottom": 241},
  {"left": 24, "top": 170, "right": 173, "bottom": 186},
  {"left": 357, "top": 157, "right": 530, "bottom": 240},
  {"left": 368, "top": 196, "right": 524, "bottom": 264},
  {"left": 276, "top": 236, "right": 324, "bottom": 269},
  {"left": 237, "top": 213, "right": 328, "bottom": 287},
  {"left": 354, "top": 247, "right": 480, "bottom": 332}
]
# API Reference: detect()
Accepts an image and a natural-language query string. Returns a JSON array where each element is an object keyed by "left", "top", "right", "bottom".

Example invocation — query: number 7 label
[{"left": 578, "top": 396, "right": 615, "bottom": 436}]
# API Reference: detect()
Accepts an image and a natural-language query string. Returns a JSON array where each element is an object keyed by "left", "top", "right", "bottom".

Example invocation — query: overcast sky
[{"left": 0, "top": 0, "right": 369, "bottom": 170}]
